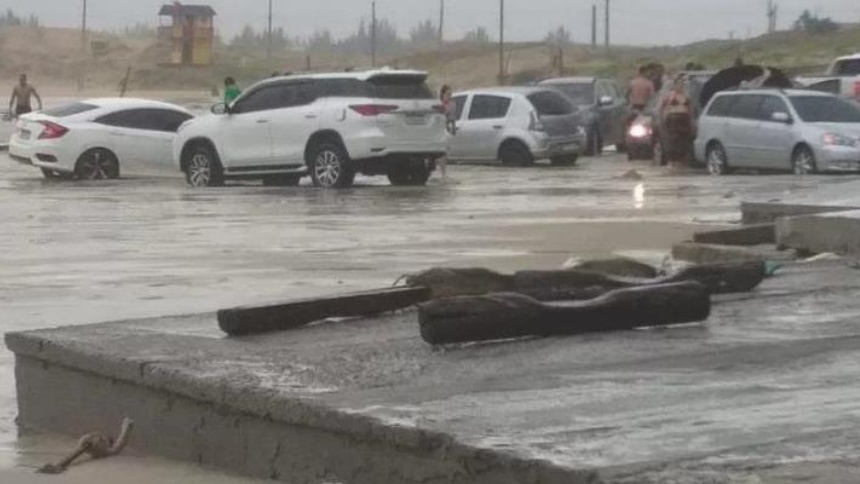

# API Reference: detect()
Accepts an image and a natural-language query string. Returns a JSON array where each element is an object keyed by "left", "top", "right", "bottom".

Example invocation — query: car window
[
  {"left": 596, "top": 82, "right": 615, "bottom": 101},
  {"left": 452, "top": 95, "right": 467, "bottom": 120},
  {"left": 281, "top": 82, "right": 319, "bottom": 108},
  {"left": 804, "top": 79, "right": 841, "bottom": 95},
  {"left": 607, "top": 82, "right": 622, "bottom": 99},
  {"left": 468, "top": 95, "right": 511, "bottom": 120},
  {"left": 832, "top": 59, "right": 860, "bottom": 76},
  {"left": 233, "top": 85, "right": 284, "bottom": 114},
  {"left": 706, "top": 95, "right": 737, "bottom": 117},
  {"left": 95, "top": 108, "right": 192, "bottom": 132},
  {"left": 368, "top": 75, "right": 434, "bottom": 99},
  {"left": 321, "top": 78, "right": 373, "bottom": 98},
  {"left": 42, "top": 102, "right": 99, "bottom": 118},
  {"left": 790, "top": 95, "right": 860, "bottom": 123},
  {"left": 548, "top": 83, "right": 594, "bottom": 106},
  {"left": 528, "top": 91, "right": 574, "bottom": 116},
  {"left": 727, "top": 94, "right": 764, "bottom": 119},
  {"left": 758, "top": 96, "right": 790, "bottom": 121}
]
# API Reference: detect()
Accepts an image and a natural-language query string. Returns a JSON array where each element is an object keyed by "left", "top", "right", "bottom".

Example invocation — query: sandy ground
[{"left": 1, "top": 104, "right": 859, "bottom": 481}]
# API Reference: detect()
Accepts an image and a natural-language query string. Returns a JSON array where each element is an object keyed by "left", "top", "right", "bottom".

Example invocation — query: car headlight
[
  {"left": 629, "top": 124, "right": 649, "bottom": 138},
  {"left": 822, "top": 132, "right": 858, "bottom": 147}
]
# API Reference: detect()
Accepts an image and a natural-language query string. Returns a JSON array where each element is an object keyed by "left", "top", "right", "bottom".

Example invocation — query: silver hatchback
[{"left": 695, "top": 89, "right": 860, "bottom": 175}]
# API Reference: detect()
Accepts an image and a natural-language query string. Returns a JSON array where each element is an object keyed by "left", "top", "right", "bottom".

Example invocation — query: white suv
[{"left": 174, "top": 69, "right": 447, "bottom": 188}]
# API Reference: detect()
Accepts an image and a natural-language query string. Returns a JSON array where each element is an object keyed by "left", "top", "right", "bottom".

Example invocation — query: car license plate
[
  {"left": 20, "top": 130, "right": 30, "bottom": 140},
  {"left": 404, "top": 114, "right": 425, "bottom": 125},
  {"left": 562, "top": 143, "right": 577, "bottom": 151}
]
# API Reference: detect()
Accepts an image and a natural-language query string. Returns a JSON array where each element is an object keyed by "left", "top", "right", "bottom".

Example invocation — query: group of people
[{"left": 628, "top": 65, "right": 695, "bottom": 167}]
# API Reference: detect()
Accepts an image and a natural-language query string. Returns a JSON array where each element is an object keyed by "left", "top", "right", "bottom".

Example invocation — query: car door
[
  {"left": 456, "top": 94, "right": 512, "bottom": 161},
  {"left": 722, "top": 94, "right": 764, "bottom": 168},
  {"left": 220, "top": 84, "right": 281, "bottom": 168},
  {"left": 92, "top": 109, "right": 146, "bottom": 172},
  {"left": 95, "top": 108, "right": 192, "bottom": 176},
  {"left": 606, "top": 81, "right": 627, "bottom": 144},
  {"left": 594, "top": 81, "right": 616, "bottom": 141},
  {"left": 754, "top": 95, "right": 795, "bottom": 169},
  {"left": 446, "top": 94, "right": 470, "bottom": 159},
  {"left": 269, "top": 81, "right": 323, "bottom": 168}
]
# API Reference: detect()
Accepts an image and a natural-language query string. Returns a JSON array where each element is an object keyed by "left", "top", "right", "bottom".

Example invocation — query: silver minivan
[
  {"left": 449, "top": 87, "right": 586, "bottom": 166},
  {"left": 695, "top": 89, "right": 860, "bottom": 175}
]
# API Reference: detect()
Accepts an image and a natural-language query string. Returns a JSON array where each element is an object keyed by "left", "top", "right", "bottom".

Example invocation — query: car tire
[
  {"left": 584, "top": 128, "right": 603, "bottom": 156},
  {"left": 500, "top": 141, "right": 534, "bottom": 167},
  {"left": 74, "top": 148, "right": 120, "bottom": 180},
  {"left": 388, "top": 163, "right": 431, "bottom": 186},
  {"left": 550, "top": 154, "right": 578, "bottom": 166},
  {"left": 262, "top": 174, "right": 302, "bottom": 187},
  {"left": 184, "top": 144, "right": 224, "bottom": 188},
  {"left": 706, "top": 142, "right": 730, "bottom": 176},
  {"left": 792, "top": 145, "right": 818, "bottom": 175},
  {"left": 310, "top": 141, "right": 354, "bottom": 188}
]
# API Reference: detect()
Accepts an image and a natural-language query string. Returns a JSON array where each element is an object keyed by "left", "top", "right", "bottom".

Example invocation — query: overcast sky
[{"left": 1, "top": 0, "right": 857, "bottom": 45}]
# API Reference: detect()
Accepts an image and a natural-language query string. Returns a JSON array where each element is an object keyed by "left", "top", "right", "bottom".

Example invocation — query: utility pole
[
  {"left": 371, "top": 1, "right": 377, "bottom": 67},
  {"left": 591, "top": 4, "right": 597, "bottom": 48},
  {"left": 766, "top": 0, "right": 779, "bottom": 34},
  {"left": 604, "top": 0, "right": 610, "bottom": 50},
  {"left": 267, "top": 0, "right": 273, "bottom": 59},
  {"left": 79, "top": 0, "right": 88, "bottom": 91},
  {"left": 439, "top": 0, "right": 445, "bottom": 46},
  {"left": 499, "top": 0, "right": 505, "bottom": 85}
]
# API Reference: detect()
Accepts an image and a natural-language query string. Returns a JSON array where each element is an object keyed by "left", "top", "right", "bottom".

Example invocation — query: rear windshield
[
  {"left": 831, "top": 59, "right": 860, "bottom": 76},
  {"left": 368, "top": 75, "right": 433, "bottom": 99},
  {"left": 547, "top": 83, "right": 594, "bottom": 106},
  {"left": 790, "top": 95, "right": 860, "bottom": 123},
  {"left": 528, "top": 90, "right": 575, "bottom": 116},
  {"left": 41, "top": 102, "right": 98, "bottom": 118}
]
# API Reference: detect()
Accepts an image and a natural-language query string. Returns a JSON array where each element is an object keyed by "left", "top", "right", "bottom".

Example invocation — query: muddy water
[{"left": 1, "top": 106, "right": 855, "bottom": 480}]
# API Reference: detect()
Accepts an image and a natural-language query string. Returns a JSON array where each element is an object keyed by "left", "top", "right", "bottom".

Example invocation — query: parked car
[
  {"left": 695, "top": 89, "right": 860, "bottom": 175},
  {"left": 174, "top": 69, "right": 447, "bottom": 188},
  {"left": 538, "top": 76, "right": 626, "bottom": 155},
  {"left": 627, "top": 71, "right": 716, "bottom": 163},
  {"left": 447, "top": 87, "right": 585, "bottom": 166},
  {"left": 795, "top": 53, "right": 860, "bottom": 102},
  {"left": 9, "top": 99, "right": 193, "bottom": 180}
]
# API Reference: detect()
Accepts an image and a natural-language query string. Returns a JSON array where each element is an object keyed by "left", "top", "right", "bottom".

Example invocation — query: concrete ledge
[
  {"left": 693, "top": 224, "right": 775, "bottom": 246},
  {"left": 672, "top": 242, "right": 795, "bottom": 265},
  {"left": 777, "top": 209, "right": 860, "bottom": 257},
  {"left": 740, "top": 201, "right": 855, "bottom": 225},
  {"left": 9, "top": 263, "right": 860, "bottom": 483}
]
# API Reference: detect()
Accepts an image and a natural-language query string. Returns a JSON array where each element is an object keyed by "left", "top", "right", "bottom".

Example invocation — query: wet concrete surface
[{"left": 3, "top": 110, "right": 860, "bottom": 481}]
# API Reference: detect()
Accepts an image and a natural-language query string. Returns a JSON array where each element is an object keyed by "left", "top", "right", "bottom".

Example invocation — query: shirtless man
[
  {"left": 9, "top": 74, "right": 42, "bottom": 118},
  {"left": 627, "top": 66, "right": 655, "bottom": 112}
]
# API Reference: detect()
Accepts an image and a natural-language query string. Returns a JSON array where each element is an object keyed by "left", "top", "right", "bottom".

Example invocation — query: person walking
[
  {"left": 661, "top": 74, "right": 694, "bottom": 168},
  {"left": 223, "top": 77, "right": 241, "bottom": 104},
  {"left": 627, "top": 66, "right": 655, "bottom": 112},
  {"left": 9, "top": 74, "right": 42, "bottom": 118},
  {"left": 438, "top": 85, "right": 457, "bottom": 179}
]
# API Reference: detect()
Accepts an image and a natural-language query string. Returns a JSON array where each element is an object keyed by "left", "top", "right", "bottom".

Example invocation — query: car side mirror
[
  {"left": 771, "top": 112, "right": 792, "bottom": 124},
  {"left": 211, "top": 103, "right": 229, "bottom": 115},
  {"left": 598, "top": 95, "right": 614, "bottom": 106}
]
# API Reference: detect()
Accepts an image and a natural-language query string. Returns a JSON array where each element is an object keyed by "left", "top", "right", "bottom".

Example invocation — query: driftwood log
[
  {"left": 218, "top": 286, "right": 432, "bottom": 336},
  {"left": 419, "top": 282, "right": 711, "bottom": 345},
  {"left": 406, "top": 261, "right": 765, "bottom": 301}
]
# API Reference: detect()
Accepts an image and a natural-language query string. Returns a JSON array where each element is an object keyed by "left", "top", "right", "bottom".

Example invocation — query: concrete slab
[
  {"left": 777, "top": 209, "right": 860, "bottom": 256},
  {"left": 693, "top": 223, "right": 775, "bottom": 246},
  {"left": 671, "top": 242, "right": 796, "bottom": 264},
  {"left": 741, "top": 179, "right": 860, "bottom": 224},
  {"left": 8, "top": 262, "right": 860, "bottom": 484}
]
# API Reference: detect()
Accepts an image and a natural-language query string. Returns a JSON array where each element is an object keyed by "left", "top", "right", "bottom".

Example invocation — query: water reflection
[{"left": 634, "top": 183, "right": 646, "bottom": 209}]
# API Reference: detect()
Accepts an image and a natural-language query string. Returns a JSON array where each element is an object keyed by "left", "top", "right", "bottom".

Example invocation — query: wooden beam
[{"left": 218, "top": 287, "right": 432, "bottom": 337}]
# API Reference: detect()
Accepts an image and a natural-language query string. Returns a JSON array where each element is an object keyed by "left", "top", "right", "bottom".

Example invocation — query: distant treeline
[{"left": 0, "top": 9, "right": 40, "bottom": 28}]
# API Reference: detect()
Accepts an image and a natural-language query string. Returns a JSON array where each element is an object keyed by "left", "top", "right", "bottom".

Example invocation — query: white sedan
[{"left": 9, "top": 98, "right": 193, "bottom": 180}]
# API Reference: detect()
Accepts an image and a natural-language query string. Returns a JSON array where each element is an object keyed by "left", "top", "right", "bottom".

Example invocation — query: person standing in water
[
  {"left": 438, "top": 85, "right": 457, "bottom": 179},
  {"left": 661, "top": 74, "right": 694, "bottom": 168},
  {"left": 9, "top": 74, "right": 42, "bottom": 118},
  {"left": 223, "top": 77, "right": 241, "bottom": 104}
]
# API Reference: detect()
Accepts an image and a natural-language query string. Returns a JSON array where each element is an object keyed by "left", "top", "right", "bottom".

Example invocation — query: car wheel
[
  {"left": 388, "top": 163, "right": 431, "bottom": 186},
  {"left": 550, "top": 154, "right": 578, "bottom": 166},
  {"left": 792, "top": 145, "right": 817, "bottom": 175},
  {"left": 75, "top": 148, "right": 120, "bottom": 180},
  {"left": 500, "top": 142, "right": 534, "bottom": 167},
  {"left": 185, "top": 145, "right": 224, "bottom": 188},
  {"left": 262, "top": 174, "right": 302, "bottom": 187},
  {"left": 310, "top": 141, "right": 354, "bottom": 188},
  {"left": 706, "top": 142, "right": 729, "bottom": 176}
]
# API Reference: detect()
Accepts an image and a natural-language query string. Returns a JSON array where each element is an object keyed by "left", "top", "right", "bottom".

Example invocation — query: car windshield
[
  {"left": 41, "top": 102, "right": 99, "bottom": 118},
  {"left": 528, "top": 91, "right": 575, "bottom": 116},
  {"left": 832, "top": 59, "right": 860, "bottom": 76},
  {"left": 790, "top": 95, "right": 860, "bottom": 123},
  {"left": 549, "top": 83, "right": 594, "bottom": 106}
]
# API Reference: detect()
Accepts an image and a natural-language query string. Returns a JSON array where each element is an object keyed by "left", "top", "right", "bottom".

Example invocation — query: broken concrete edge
[
  {"left": 693, "top": 223, "right": 775, "bottom": 246},
  {"left": 3, "top": 325, "right": 597, "bottom": 482},
  {"left": 671, "top": 242, "right": 796, "bottom": 265},
  {"left": 776, "top": 210, "right": 860, "bottom": 258},
  {"left": 740, "top": 201, "right": 857, "bottom": 225}
]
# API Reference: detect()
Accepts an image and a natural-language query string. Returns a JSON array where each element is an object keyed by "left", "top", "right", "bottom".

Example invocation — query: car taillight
[
  {"left": 528, "top": 112, "right": 545, "bottom": 132},
  {"left": 349, "top": 104, "right": 399, "bottom": 116},
  {"left": 38, "top": 121, "right": 69, "bottom": 140},
  {"left": 629, "top": 124, "right": 649, "bottom": 138}
]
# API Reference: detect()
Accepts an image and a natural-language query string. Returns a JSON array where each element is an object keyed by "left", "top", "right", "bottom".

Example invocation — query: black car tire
[
  {"left": 388, "top": 163, "right": 431, "bottom": 186},
  {"left": 706, "top": 142, "right": 730, "bottom": 176},
  {"left": 184, "top": 144, "right": 225, "bottom": 187},
  {"left": 500, "top": 141, "right": 534, "bottom": 167},
  {"left": 75, "top": 148, "right": 120, "bottom": 180},
  {"left": 310, "top": 141, "right": 355, "bottom": 188}
]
